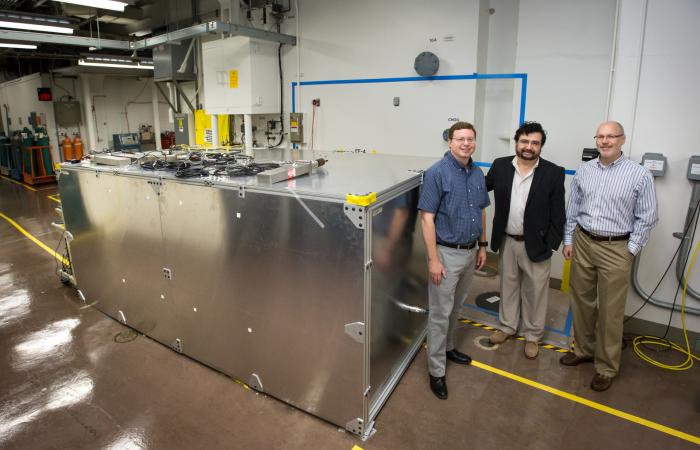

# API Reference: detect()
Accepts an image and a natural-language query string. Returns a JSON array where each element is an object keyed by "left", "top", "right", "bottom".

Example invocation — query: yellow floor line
[
  {"left": 0, "top": 175, "right": 37, "bottom": 192},
  {"left": 0, "top": 212, "right": 70, "bottom": 267},
  {"left": 471, "top": 360, "right": 700, "bottom": 445},
  {"left": 47, "top": 195, "right": 61, "bottom": 203}
]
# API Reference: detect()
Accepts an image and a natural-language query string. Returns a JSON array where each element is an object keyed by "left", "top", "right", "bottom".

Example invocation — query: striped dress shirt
[{"left": 563, "top": 154, "right": 658, "bottom": 255}]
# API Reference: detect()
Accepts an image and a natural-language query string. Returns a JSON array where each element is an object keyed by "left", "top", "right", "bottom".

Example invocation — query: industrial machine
[
  {"left": 57, "top": 150, "right": 433, "bottom": 439},
  {"left": 112, "top": 133, "right": 141, "bottom": 152}
]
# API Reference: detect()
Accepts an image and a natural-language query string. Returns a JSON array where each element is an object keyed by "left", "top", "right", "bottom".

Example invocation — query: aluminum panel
[
  {"left": 368, "top": 187, "right": 428, "bottom": 413},
  {"left": 58, "top": 171, "right": 172, "bottom": 342},
  {"left": 57, "top": 152, "right": 431, "bottom": 436},
  {"left": 160, "top": 182, "right": 366, "bottom": 426}
]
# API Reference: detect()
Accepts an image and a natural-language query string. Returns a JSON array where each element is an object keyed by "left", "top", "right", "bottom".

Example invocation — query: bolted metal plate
[
  {"left": 344, "top": 322, "right": 365, "bottom": 344},
  {"left": 249, "top": 373, "right": 264, "bottom": 392},
  {"left": 343, "top": 204, "right": 366, "bottom": 229}
]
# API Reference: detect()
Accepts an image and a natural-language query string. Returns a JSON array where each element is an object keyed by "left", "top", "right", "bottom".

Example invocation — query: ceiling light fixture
[
  {"left": 54, "top": 0, "right": 128, "bottom": 12},
  {"left": 0, "top": 11, "right": 75, "bottom": 34},
  {"left": 0, "top": 42, "right": 38, "bottom": 49},
  {"left": 78, "top": 56, "right": 154, "bottom": 70}
]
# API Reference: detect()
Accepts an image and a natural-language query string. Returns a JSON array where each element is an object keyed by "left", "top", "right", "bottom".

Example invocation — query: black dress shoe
[
  {"left": 429, "top": 375, "right": 448, "bottom": 399},
  {"left": 446, "top": 349, "right": 472, "bottom": 365}
]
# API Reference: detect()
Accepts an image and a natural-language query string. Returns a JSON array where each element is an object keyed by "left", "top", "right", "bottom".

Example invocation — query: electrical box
[
  {"left": 54, "top": 101, "right": 82, "bottom": 127},
  {"left": 641, "top": 152, "right": 667, "bottom": 177},
  {"left": 290, "top": 113, "right": 303, "bottom": 143},
  {"left": 174, "top": 113, "right": 189, "bottom": 146},
  {"left": 201, "top": 36, "right": 281, "bottom": 115},
  {"left": 112, "top": 133, "right": 140, "bottom": 152},
  {"left": 688, "top": 155, "right": 700, "bottom": 181},
  {"left": 153, "top": 39, "right": 196, "bottom": 82}
]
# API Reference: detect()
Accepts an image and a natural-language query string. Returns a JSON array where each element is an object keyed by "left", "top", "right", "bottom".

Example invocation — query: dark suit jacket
[{"left": 485, "top": 156, "right": 565, "bottom": 262}]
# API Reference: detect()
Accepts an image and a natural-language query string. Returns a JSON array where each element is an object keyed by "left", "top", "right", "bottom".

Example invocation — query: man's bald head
[
  {"left": 597, "top": 121, "right": 625, "bottom": 136},
  {"left": 595, "top": 121, "right": 626, "bottom": 165}
]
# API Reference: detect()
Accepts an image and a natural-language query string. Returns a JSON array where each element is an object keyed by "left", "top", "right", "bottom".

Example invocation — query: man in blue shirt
[{"left": 418, "top": 121, "right": 489, "bottom": 400}]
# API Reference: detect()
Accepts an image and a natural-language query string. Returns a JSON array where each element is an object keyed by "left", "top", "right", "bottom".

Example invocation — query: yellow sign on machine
[
  {"left": 194, "top": 109, "right": 231, "bottom": 147},
  {"left": 229, "top": 70, "right": 239, "bottom": 89}
]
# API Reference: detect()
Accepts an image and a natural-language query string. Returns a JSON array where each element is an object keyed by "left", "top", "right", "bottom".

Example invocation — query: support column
[
  {"left": 79, "top": 74, "right": 97, "bottom": 152},
  {"left": 152, "top": 81, "right": 162, "bottom": 150},
  {"left": 244, "top": 113, "right": 253, "bottom": 156},
  {"left": 211, "top": 114, "right": 219, "bottom": 148}
]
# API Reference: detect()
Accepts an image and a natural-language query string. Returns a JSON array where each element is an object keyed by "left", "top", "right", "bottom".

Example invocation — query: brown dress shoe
[
  {"left": 524, "top": 341, "right": 539, "bottom": 359},
  {"left": 490, "top": 330, "right": 514, "bottom": 345},
  {"left": 590, "top": 373, "right": 614, "bottom": 391},
  {"left": 559, "top": 352, "right": 594, "bottom": 366}
]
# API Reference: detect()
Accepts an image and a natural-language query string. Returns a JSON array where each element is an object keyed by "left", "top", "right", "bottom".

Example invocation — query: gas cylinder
[
  {"left": 62, "top": 135, "right": 74, "bottom": 161},
  {"left": 72, "top": 134, "right": 83, "bottom": 160}
]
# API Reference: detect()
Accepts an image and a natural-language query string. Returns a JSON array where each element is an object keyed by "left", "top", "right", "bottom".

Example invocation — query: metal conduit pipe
[
  {"left": 675, "top": 182, "right": 700, "bottom": 300},
  {"left": 631, "top": 182, "right": 700, "bottom": 315},
  {"left": 631, "top": 253, "right": 700, "bottom": 316}
]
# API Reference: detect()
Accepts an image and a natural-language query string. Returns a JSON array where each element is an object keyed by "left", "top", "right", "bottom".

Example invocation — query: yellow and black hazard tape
[{"left": 459, "top": 318, "right": 571, "bottom": 353}]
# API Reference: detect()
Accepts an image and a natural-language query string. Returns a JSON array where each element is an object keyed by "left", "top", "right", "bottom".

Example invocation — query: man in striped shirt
[{"left": 560, "top": 121, "right": 658, "bottom": 392}]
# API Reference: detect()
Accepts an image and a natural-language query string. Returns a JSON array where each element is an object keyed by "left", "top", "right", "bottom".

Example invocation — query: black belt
[
  {"left": 578, "top": 226, "right": 630, "bottom": 242},
  {"left": 507, "top": 233, "right": 525, "bottom": 241},
  {"left": 438, "top": 241, "right": 476, "bottom": 250}
]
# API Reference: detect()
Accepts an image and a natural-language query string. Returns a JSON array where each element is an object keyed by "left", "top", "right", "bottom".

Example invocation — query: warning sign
[{"left": 229, "top": 70, "right": 239, "bottom": 89}]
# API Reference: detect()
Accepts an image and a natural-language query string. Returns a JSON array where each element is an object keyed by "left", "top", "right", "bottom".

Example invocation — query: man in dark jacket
[{"left": 485, "top": 122, "right": 565, "bottom": 359}]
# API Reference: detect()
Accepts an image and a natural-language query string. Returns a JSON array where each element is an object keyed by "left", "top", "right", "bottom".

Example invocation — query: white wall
[
  {"left": 0, "top": 73, "right": 174, "bottom": 155},
  {"left": 278, "top": 0, "right": 700, "bottom": 332},
  {"left": 83, "top": 76, "right": 172, "bottom": 151},
  {"left": 0, "top": 73, "right": 61, "bottom": 163},
  {"left": 609, "top": 0, "right": 700, "bottom": 332},
  {"left": 282, "top": 0, "right": 482, "bottom": 157}
]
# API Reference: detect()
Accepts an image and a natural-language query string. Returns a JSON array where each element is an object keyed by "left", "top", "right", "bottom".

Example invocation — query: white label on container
[
  {"left": 643, "top": 159, "right": 664, "bottom": 171},
  {"left": 692, "top": 163, "right": 700, "bottom": 176},
  {"left": 485, "top": 296, "right": 500, "bottom": 304}
]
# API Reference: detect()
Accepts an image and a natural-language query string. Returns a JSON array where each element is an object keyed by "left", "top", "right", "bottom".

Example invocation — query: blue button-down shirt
[{"left": 418, "top": 152, "right": 490, "bottom": 244}]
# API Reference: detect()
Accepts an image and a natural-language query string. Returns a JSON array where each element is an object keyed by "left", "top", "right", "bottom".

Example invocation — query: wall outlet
[{"left": 312, "top": 98, "right": 320, "bottom": 107}]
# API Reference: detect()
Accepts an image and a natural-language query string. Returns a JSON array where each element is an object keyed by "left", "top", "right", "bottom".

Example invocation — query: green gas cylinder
[
  {"left": 21, "top": 127, "right": 34, "bottom": 147},
  {"left": 34, "top": 126, "right": 49, "bottom": 146}
]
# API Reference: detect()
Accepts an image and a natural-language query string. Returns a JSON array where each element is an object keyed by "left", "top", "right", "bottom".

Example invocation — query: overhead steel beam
[
  {"left": 0, "top": 29, "right": 130, "bottom": 49},
  {"left": 225, "top": 22, "right": 296, "bottom": 45},
  {"left": 131, "top": 22, "right": 211, "bottom": 49},
  {"left": 0, "top": 20, "right": 296, "bottom": 51}
]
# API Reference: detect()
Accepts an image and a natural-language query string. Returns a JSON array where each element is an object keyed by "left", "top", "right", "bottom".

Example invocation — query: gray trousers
[
  {"left": 427, "top": 245, "right": 476, "bottom": 377},
  {"left": 497, "top": 236, "right": 552, "bottom": 342}
]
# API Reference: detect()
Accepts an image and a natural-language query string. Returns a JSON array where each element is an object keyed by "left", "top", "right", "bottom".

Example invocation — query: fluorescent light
[
  {"left": 0, "top": 20, "right": 74, "bottom": 34},
  {"left": 78, "top": 58, "right": 154, "bottom": 70},
  {"left": 55, "top": 0, "right": 127, "bottom": 12},
  {"left": 0, "top": 43, "right": 38, "bottom": 49}
]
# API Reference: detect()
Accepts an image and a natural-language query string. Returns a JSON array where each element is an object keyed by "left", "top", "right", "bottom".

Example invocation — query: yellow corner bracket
[{"left": 346, "top": 192, "right": 377, "bottom": 207}]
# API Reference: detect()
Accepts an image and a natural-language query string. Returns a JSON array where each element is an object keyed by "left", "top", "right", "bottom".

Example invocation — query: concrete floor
[{"left": 1, "top": 176, "right": 699, "bottom": 450}]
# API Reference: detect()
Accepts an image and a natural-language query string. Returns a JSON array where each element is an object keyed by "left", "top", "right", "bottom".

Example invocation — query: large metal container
[{"left": 57, "top": 150, "right": 434, "bottom": 438}]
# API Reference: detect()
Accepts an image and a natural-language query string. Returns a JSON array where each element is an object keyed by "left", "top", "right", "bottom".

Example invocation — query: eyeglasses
[
  {"left": 594, "top": 134, "right": 623, "bottom": 141},
  {"left": 517, "top": 138, "right": 541, "bottom": 146},
  {"left": 451, "top": 137, "right": 475, "bottom": 144}
]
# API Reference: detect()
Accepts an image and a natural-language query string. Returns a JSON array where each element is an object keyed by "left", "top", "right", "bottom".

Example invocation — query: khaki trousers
[
  {"left": 498, "top": 236, "right": 552, "bottom": 342},
  {"left": 569, "top": 228, "right": 634, "bottom": 377}
]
